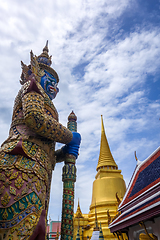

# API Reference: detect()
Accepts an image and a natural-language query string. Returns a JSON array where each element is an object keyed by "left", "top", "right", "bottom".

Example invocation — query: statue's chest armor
[{"left": 11, "top": 95, "right": 58, "bottom": 137}]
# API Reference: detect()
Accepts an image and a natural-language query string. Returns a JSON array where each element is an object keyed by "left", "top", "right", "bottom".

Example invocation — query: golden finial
[
  {"left": 134, "top": 151, "right": 138, "bottom": 161},
  {"left": 107, "top": 210, "right": 111, "bottom": 225},
  {"left": 101, "top": 115, "right": 105, "bottom": 132},
  {"left": 134, "top": 151, "right": 142, "bottom": 165},
  {"left": 116, "top": 192, "right": 121, "bottom": 206},
  {"left": 96, "top": 115, "right": 118, "bottom": 171}
]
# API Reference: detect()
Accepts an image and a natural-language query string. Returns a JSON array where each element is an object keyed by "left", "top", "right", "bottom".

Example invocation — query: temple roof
[
  {"left": 109, "top": 146, "right": 160, "bottom": 232},
  {"left": 96, "top": 116, "right": 117, "bottom": 171},
  {"left": 75, "top": 199, "right": 83, "bottom": 218}
]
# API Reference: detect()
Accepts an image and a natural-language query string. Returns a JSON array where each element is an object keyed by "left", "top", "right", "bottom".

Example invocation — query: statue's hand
[{"left": 62, "top": 132, "right": 81, "bottom": 158}]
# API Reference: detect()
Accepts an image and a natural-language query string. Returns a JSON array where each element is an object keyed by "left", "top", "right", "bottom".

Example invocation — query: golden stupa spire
[
  {"left": 75, "top": 199, "right": 83, "bottom": 218},
  {"left": 96, "top": 115, "right": 117, "bottom": 171}
]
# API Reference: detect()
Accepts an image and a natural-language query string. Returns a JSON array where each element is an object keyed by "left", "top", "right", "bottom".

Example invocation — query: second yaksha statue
[{"left": 0, "top": 42, "right": 81, "bottom": 240}]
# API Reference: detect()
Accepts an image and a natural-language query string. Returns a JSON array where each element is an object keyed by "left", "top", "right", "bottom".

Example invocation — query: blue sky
[{"left": 0, "top": 0, "right": 160, "bottom": 221}]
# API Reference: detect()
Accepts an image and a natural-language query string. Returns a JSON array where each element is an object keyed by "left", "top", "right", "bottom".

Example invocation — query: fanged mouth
[{"left": 49, "top": 86, "right": 56, "bottom": 93}]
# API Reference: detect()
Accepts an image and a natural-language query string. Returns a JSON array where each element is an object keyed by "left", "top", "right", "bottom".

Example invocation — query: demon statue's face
[{"left": 40, "top": 70, "right": 59, "bottom": 100}]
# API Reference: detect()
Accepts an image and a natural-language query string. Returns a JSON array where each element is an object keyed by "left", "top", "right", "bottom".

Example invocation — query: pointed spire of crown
[
  {"left": 43, "top": 40, "right": 49, "bottom": 53},
  {"left": 37, "top": 40, "right": 52, "bottom": 66},
  {"left": 96, "top": 116, "right": 117, "bottom": 171}
]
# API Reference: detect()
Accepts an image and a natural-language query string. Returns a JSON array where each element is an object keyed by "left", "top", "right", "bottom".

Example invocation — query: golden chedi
[{"left": 74, "top": 116, "right": 126, "bottom": 240}]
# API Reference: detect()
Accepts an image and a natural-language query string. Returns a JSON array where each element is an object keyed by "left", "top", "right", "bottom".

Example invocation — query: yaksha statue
[{"left": 0, "top": 42, "right": 81, "bottom": 240}]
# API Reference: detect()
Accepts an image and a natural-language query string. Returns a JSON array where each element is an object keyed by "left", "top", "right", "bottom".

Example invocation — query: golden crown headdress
[{"left": 20, "top": 41, "right": 59, "bottom": 85}]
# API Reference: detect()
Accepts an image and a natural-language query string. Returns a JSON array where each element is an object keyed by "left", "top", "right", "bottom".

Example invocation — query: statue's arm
[
  {"left": 22, "top": 80, "right": 72, "bottom": 144},
  {"left": 55, "top": 148, "right": 66, "bottom": 163}
]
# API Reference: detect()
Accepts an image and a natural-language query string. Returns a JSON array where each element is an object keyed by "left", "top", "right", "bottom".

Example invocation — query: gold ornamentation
[
  {"left": 0, "top": 173, "right": 5, "bottom": 181},
  {"left": 2, "top": 208, "right": 8, "bottom": 220},
  {"left": 16, "top": 156, "right": 36, "bottom": 171},
  {"left": 11, "top": 206, "right": 17, "bottom": 217},
  {"left": 28, "top": 181, "right": 33, "bottom": 189},
  {"left": 22, "top": 172, "right": 28, "bottom": 182},
  {"left": 0, "top": 185, "right": 4, "bottom": 195},
  {"left": 15, "top": 176, "right": 24, "bottom": 189},
  {"left": 8, "top": 234, "right": 13, "bottom": 240},
  {"left": 139, "top": 221, "right": 158, "bottom": 240},
  {"left": 21, "top": 185, "right": 29, "bottom": 196},
  {"left": 35, "top": 180, "right": 41, "bottom": 192},
  {"left": 11, "top": 217, "right": 18, "bottom": 225},
  {"left": 1, "top": 192, "right": 11, "bottom": 206},
  {"left": 16, "top": 213, "right": 38, "bottom": 238},
  {"left": 0, "top": 152, "right": 17, "bottom": 167},
  {"left": 25, "top": 196, "right": 32, "bottom": 207},
  {"left": 10, "top": 186, "right": 17, "bottom": 196},
  {"left": 4, "top": 179, "right": 11, "bottom": 187},
  {"left": 28, "top": 173, "right": 34, "bottom": 179},
  {"left": 32, "top": 176, "right": 38, "bottom": 182},
  {"left": 22, "top": 141, "right": 39, "bottom": 159},
  {"left": 31, "top": 194, "right": 37, "bottom": 204},
  {"left": 39, "top": 190, "right": 46, "bottom": 207},
  {"left": 5, "top": 168, "right": 14, "bottom": 177},
  {"left": 107, "top": 209, "right": 111, "bottom": 225},
  {"left": 14, "top": 193, "right": 21, "bottom": 201},
  {"left": 0, "top": 141, "right": 19, "bottom": 153},
  {"left": 10, "top": 171, "right": 18, "bottom": 180},
  {"left": 40, "top": 179, "right": 45, "bottom": 190},
  {"left": 19, "top": 200, "right": 25, "bottom": 210},
  {"left": 8, "top": 208, "right": 12, "bottom": 213},
  {"left": 11, "top": 227, "right": 16, "bottom": 233},
  {"left": 116, "top": 192, "right": 121, "bottom": 206}
]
